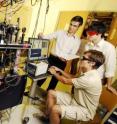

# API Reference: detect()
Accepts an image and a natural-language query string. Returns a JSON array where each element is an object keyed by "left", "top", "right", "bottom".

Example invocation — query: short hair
[
  {"left": 84, "top": 50, "right": 105, "bottom": 69},
  {"left": 71, "top": 16, "right": 83, "bottom": 26},
  {"left": 87, "top": 21, "right": 106, "bottom": 37}
]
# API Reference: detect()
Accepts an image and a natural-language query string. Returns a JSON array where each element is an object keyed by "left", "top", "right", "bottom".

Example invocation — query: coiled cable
[{"left": 0, "top": 74, "right": 21, "bottom": 93}]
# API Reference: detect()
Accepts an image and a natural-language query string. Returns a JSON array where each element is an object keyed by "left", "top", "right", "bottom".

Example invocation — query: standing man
[
  {"left": 44, "top": 50, "right": 105, "bottom": 124},
  {"left": 85, "top": 21, "right": 117, "bottom": 95},
  {"left": 38, "top": 16, "right": 83, "bottom": 90}
]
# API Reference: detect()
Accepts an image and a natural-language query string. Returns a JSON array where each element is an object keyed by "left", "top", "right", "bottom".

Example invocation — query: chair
[
  {"left": 61, "top": 87, "right": 117, "bottom": 124},
  {"left": 89, "top": 86, "right": 117, "bottom": 124}
]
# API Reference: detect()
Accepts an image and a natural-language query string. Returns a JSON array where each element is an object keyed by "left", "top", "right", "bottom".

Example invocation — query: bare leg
[
  {"left": 50, "top": 105, "right": 61, "bottom": 124},
  {"left": 46, "top": 90, "right": 56, "bottom": 116}
]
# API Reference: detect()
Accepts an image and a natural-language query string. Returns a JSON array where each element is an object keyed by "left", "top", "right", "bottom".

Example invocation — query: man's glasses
[{"left": 80, "top": 56, "right": 93, "bottom": 62}]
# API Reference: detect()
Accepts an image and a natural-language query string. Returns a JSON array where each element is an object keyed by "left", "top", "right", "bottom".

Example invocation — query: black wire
[
  {"left": 0, "top": 0, "right": 24, "bottom": 7},
  {"left": 0, "top": 74, "right": 22, "bottom": 93},
  {"left": 5, "top": 75, "right": 21, "bottom": 86},
  {"left": 0, "top": 0, "right": 10, "bottom": 7},
  {"left": 0, "top": 84, "right": 9, "bottom": 93},
  {"left": 46, "top": 0, "right": 49, "bottom": 14},
  {"left": 0, "top": 0, "right": 24, "bottom": 14},
  {"left": 32, "top": 0, "right": 42, "bottom": 38},
  {"left": 2, "top": 51, "right": 15, "bottom": 74},
  {"left": 31, "top": 0, "right": 37, "bottom": 6},
  {"left": 2, "top": 50, "right": 8, "bottom": 74},
  {"left": 42, "top": 0, "right": 49, "bottom": 33}
]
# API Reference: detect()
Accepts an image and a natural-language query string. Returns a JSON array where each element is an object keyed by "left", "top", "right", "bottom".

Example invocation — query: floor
[
  {"left": 0, "top": 87, "right": 49, "bottom": 124},
  {"left": 0, "top": 104, "right": 49, "bottom": 124},
  {"left": 0, "top": 73, "right": 71, "bottom": 124}
]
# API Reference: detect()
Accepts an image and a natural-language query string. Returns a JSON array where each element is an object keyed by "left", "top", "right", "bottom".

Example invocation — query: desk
[{"left": 28, "top": 73, "right": 51, "bottom": 103}]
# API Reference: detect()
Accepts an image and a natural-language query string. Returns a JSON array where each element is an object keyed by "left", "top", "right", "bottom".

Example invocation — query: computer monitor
[{"left": 28, "top": 38, "right": 49, "bottom": 61}]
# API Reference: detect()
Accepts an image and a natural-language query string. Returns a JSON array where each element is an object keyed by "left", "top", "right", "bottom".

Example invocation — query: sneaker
[{"left": 22, "top": 117, "right": 29, "bottom": 124}]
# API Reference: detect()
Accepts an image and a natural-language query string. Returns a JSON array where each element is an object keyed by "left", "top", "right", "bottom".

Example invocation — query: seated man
[{"left": 45, "top": 50, "right": 105, "bottom": 124}]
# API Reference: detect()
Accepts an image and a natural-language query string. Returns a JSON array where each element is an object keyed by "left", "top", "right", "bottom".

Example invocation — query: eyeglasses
[
  {"left": 87, "top": 31, "right": 98, "bottom": 36},
  {"left": 80, "top": 56, "right": 93, "bottom": 62}
]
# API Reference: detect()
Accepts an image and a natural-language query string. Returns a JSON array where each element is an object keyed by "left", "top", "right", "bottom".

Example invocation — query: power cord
[
  {"left": 0, "top": 74, "right": 22, "bottom": 93},
  {"left": 23, "top": 91, "right": 45, "bottom": 102}
]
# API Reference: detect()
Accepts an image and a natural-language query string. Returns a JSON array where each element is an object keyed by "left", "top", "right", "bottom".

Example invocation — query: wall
[
  {"left": 0, "top": 0, "right": 32, "bottom": 40},
  {"left": 28, "top": 0, "right": 117, "bottom": 38},
  {"left": 0, "top": 0, "right": 117, "bottom": 91},
  {"left": 1, "top": 0, "right": 117, "bottom": 39}
]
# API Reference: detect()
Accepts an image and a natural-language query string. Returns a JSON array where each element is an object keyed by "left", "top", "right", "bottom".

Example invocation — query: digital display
[{"left": 28, "top": 38, "right": 49, "bottom": 60}]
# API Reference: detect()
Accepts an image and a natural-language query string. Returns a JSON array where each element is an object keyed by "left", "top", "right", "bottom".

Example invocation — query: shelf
[{"left": 0, "top": 44, "right": 31, "bottom": 49}]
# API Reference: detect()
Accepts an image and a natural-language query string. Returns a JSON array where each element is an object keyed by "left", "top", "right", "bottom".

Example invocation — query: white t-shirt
[
  {"left": 72, "top": 70, "right": 102, "bottom": 119},
  {"left": 85, "top": 39, "right": 116, "bottom": 79},
  {"left": 43, "top": 30, "right": 81, "bottom": 59}
]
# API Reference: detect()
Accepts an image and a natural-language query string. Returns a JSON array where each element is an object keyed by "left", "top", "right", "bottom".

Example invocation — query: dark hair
[
  {"left": 87, "top": 21, "right": 106, "bottom": 37},
  {"left": 84, "top": 50, "right": 105, "bottom": 69},
  {"left": 71, "top": 16, "right": 83, "bottom": 26}
]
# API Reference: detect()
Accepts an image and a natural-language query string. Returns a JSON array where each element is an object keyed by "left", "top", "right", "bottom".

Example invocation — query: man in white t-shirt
[
  {"left": 38, "top": 16, "right": 83, "bottom": 90},
  {"left": 84, "top": 21, "right": 117, "bottom": 95},
  {"left": 42, "top": 50, "right": 105, "bottom": 124}
]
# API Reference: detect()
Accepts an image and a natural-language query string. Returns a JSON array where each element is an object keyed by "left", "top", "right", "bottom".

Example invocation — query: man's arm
[
  {"left": 50, "top": 66, "right": 77, "bottom": 78},
  {"left": 38, "top": 31, "right": 59, "bottom": 40},
  {"left": 48, "top": 67, "right": 73, "bottom": 85},
  {"left": 106, "top": 77, "right": 117, "bottom": 95},
  {"left": 105, "top": 46, "right": 117, "bottom": 95}
]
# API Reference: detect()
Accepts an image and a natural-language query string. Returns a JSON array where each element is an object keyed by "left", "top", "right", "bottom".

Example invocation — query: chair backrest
[
  {"left": 99, "top": 86, "right": 117, "bottom": 111},
  {"left": 0, "top": 75, "right": 27, "bottom": 110},
  {"left": 61, "top": 87, "right": 117, "bottom": 124},
  {"left": 101, "top": 104, "right": 117, "bottom": 124},
  {"left": 100, "top": 87, "right": 117, "bottom": 124},
  {"left": 90, "top": 86, "right": 117, "bottom": 124}
]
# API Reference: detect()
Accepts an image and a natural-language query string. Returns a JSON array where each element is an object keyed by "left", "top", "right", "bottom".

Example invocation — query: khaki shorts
[{"left": 54, "top": 91, "right": 91, "bottom": 121}]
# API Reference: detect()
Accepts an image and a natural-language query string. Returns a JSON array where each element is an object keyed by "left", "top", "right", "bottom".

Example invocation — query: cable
[
  {"left": 46, "top": 0, "right": 49, "bottom": 14},
  {"left": 32, "top": 0, "right": 42, "bottom": 38},
  {"left": 23, "top": 92, "right": 45, "bottom": 101},
  {"left": 2, "top": 51, "right": 15, "bottom": 74},
  {"left": 0, "top": 0, "right": 10, "bottom": 7},
  {"left": 0, "top": 0, "right": 24, "bottom": 7},
  {"left": 42, "top": 0, "right": 49, "bottom": 33},
  {"left": 5, "top": 75, "right": 21, "bottom": 86},
  {"left": 0, "top": 74, "right": 22, "bottom": 93},
  {"left": 0, "top": 84, "right": 9, "bottom": 93},
  {"left": 31, "top": 0, "right": 37, "bottom": 6},
  {"left": 0, "top": 0, "right": 24, "bottom": 19}
]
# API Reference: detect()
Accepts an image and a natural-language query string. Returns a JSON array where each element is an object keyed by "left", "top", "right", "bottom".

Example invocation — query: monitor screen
[{"left": 28, "top": 38, "right": 49, "bottom": 60}]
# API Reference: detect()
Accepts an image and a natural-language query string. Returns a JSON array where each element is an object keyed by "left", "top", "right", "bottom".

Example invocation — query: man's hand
[
  {"left": 52, "top": 66, "right": 61, "bottom": 72},
  {"left": 38, "top": 33, "right": 43, "bottom": 39},
  {"left": 58, "top": 57, "right": 66, "bottom": 62},
  {"left": 48, "top": 67, "right": 56, "bottom": 75},
  {"left": 107, "top": 85, "right": 117, "bottom": 95}
]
